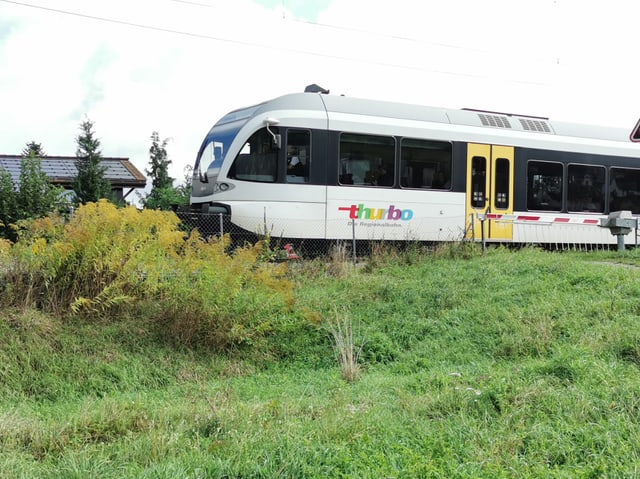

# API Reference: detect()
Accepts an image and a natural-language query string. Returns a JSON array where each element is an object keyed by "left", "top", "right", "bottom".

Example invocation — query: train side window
[
  {"left": 286, "top": 129, "right": 310, "bottom": 183},
  {"left": 610, "top": 167, "right": 640, "bottom": 214},
  {"left": 228, "top": 127, "right": 278, "bottom": 183},
  {"left": 471, "top": 156, "right": 486, "bottom": 208},
  {"left": 527, "top": 161, "right": 563, "bottom": 211},
  {"left": 567, "top": 164, "right": 605, "bottom": 213},
  {"left": 339, "top": 133, "right": 395, "bottom": 186},
  {"left": 400, "top": 138, "right": 452, "bottom": 189}
]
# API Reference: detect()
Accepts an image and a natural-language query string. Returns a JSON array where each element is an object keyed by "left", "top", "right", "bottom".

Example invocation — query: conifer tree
[
  {"left": 22, "top": 141, "right": 46, "bottom": 158},
  {"left": 73, "top": 118, "right": 111, "bottom": 203}
]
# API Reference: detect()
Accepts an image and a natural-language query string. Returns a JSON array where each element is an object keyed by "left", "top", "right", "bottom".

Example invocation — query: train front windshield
[
  {"left": 194, "top": 104, "right": 263, "bottom": 188},
  {"left": 194, "top": 121, "right": 242, "bottom": 182}
]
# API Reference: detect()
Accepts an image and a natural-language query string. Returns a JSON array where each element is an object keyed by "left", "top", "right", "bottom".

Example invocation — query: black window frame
[
  {"left": 399, "top": 138, "right": 452, "bottom": 190},
  {"left": 285, "top": 129, "right": 311, "bottom": 183},
  {"left": 609, "top": 166, "right": 640, "bottom": 214},
  {"left": 338, "top": 133, "right": 396, "bottom": 187},
  {"left": 527, "top": 160, "right": 564, "bottom": 212},
  {"left": 228, "top": 126, "right": 279, "bottom": 183},
  {"left": 567, "top": 163, "right": 605, "bottom": 213}
]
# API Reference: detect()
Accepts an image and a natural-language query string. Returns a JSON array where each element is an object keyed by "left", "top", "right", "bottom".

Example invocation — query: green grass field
[{"left": 3, "top": 246, "right": 640, "bottom": 478}]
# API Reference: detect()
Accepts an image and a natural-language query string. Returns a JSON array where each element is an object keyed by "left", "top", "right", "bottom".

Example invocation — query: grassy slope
[{"left": 2, "top": 247, "right": 640, "bottom": 478}]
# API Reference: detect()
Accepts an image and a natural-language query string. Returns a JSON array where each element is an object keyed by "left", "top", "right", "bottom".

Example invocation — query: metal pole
[
  {"left": 219, "top": 212, "right": 224, "bottom": 236},
  {"left": 480, "top": 215, "right": 486, "bottom": 254},
  {"left": 471, "top": 214, "right": 475, "bottom": 241},
  {"left": 351, "top": 220, "right": 357, "bottom": 265}
]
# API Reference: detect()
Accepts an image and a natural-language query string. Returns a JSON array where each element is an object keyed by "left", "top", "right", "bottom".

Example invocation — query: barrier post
[
  {"left": 600, "top": 211, "right": 635, "bottom": 252},
  {"left": 478, "top": 213, "right": 487, "bottom": 254}
]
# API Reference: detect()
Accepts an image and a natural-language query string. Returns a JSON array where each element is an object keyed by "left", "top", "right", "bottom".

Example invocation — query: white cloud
[{"left": 0, "top": 0, "right": 639, "bottom": 200}]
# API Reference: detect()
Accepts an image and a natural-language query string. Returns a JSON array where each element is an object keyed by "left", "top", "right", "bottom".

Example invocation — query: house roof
[{"left": 0, "top": 155, "right": 147, "bottom": 188}]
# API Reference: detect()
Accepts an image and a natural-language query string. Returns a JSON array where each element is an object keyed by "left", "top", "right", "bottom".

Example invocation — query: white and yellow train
[{"left": 190, "top": 87, "right": 640, "bottom": 246}]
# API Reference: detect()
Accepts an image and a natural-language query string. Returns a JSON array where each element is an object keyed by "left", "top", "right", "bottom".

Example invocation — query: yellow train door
[{"left": 465, "top": 144, "right": 515, "bottom": 241}]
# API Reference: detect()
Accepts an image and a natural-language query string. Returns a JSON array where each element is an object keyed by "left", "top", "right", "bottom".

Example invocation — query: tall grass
[
  {"left": 325, "top": 309, "right": 362, "bottom": 382},
  {"left": 3, "top": 242, "right": 640, "bottom": 476}
]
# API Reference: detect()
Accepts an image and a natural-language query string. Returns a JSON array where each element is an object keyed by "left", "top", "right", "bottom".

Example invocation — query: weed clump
[
  {"left": 0, "top": 201, "right": 293, "bottom": 351},
  {"left": 322, "top": 309, "right": 363, "bottom": 382}
]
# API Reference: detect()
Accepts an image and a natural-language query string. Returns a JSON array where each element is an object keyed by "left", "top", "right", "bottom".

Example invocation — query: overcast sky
[{"left": 1, "top": 0, "right": 639, "bottom": 198}]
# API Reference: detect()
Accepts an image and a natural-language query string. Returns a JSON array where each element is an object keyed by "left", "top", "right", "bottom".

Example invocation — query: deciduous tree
[
  {"left": 0, "top": 142, "right": 62, "bottom": 240},
  {"left": 17, "top": 151, "right": 62, "bottom": 220},
  {"left": 0, "top": 169, "right": 17, "bottom": 239},
  {"left": 147, "top": 132, "right": 173, "bottom": 190},
  {"left": 143, "top": 132, "right": 191, "bottom": 210}
]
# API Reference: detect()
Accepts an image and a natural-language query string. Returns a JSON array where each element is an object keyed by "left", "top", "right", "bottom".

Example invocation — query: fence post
[
  {"left": 351, "top": 220, "right": 357, "bottom": 265},
  {"left": 218, "top": 213, "right": 224, "bottom": 236}
]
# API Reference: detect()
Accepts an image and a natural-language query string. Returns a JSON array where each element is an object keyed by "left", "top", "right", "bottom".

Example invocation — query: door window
[
  {"left": 471, "top": 156, "right": 487, "bottom": 208},
  {"left": 494, "top": 158, "right": 510, "bottom": 210}
]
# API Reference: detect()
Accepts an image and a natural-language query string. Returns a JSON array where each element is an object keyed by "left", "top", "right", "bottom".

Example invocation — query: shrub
[
  {"left": 151, "top": 230, "right": 294, "bottom": 350},
  {"left": 1, "top": 201, "right": 185, "bottom": 312},
  {"left": 0, "top": 201, "right": 293, "bottom": 351}
]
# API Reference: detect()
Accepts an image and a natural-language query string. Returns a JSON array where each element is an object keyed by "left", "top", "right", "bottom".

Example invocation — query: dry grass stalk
[{"left": 327, "top": 310, "right": 362, "bottom": 382}]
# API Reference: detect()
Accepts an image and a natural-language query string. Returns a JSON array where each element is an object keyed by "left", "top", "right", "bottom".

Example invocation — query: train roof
[{"left": 217, "top": 91, "right": 636, "bottom": 147}]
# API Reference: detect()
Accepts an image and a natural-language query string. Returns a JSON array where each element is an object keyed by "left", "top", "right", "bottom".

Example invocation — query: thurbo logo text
[{"left": 338, "top": 204, "right": 414, "bottom": 221}]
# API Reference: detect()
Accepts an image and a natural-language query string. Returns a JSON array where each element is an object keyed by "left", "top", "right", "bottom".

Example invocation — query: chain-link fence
[
  {"left": 178, "top": 212, "right": 638, "bottom": 258},
  {"left": 176, "top": 211, "right": 381, "bottom": 261},
  {"left": 176, "top": 210, "right": 638, "bottom": 259}
]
